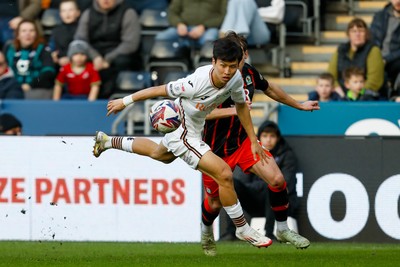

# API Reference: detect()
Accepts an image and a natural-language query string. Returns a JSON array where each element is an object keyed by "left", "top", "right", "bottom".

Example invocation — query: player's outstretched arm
[
  {"left": 235, "top": 102, "right": 269, "bottom": 164},
  {"left": 265, "top": 82, "right": 320, "bottom": 112},
  {"left": 106, "top": 85, "right": 168, "bottom": 116}
]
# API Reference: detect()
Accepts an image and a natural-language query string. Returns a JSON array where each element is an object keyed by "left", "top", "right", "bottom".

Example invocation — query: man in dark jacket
[
  {"left": 0, "top": 51, "right": 24, "bottom": 99},
  {"left": 220, "top": 120, "right": 300, "bottom": 241},
  {"left": 370, "top": 0, "right": 400, "bottom": 94},
  {"left": 74, "top": 0, "right": 142, "bottom": 98}
]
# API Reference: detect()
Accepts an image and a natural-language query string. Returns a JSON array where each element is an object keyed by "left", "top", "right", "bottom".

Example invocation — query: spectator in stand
[
  {"left": 0, "top": 113, "right": 23, "bottom": 135},
  {"left": 0, "top": 51, "right": 24, "bottom": 99},
  {"left": 155, "top": 0, "right": 227, "bottom": 49},
  {"left": 74, "top": 0, "right": 142, "bottom": 99},
  {"left": 4, "top": 19, "right": 56, "bottom": 99},
  {"left": 219, "top": 0, "right": 270, "bottom": 46},
  {"left": 255, "top": 0, "right": 285, "bottom": 42},
  {"left": 42, "top": 0, "right": 92, "bottom": 11},
  {"left": 370, "top": 0, "right": 400, "bottom": 98},
  {"left": 308, "top": 72, "right": 342, "bottom": 102},
  {"left": 327, "top": 18, "right": 385, "bottom": 99},
  {"left": 0, "top": 0, "right": 42, "bottom": 49},
  {"left": 53, "top": 40, "right": 101, "bottom": 101},
  {"left": 125, "top": 0, "right": 168, "bottom": 15},
  {"left": 343, "top": 66, "right": 378, "bottom": 101},
  {"left": 50, "top": 0, "right": 81, "bottom": 67},
  {"left": 220, "top": 120, "right": 300, "bottom": 241}
]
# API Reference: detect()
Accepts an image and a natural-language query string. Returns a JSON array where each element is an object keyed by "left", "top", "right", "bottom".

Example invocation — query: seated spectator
[
  {"left": 125, "top": 0, "right": 168, "bottom": 15},
  {"left": 219, "top": 0, "right": 270, "bottom": 46},
  {"left": 257, "top": 0, "right": 285, "bottom": 24},
  {"left": 256, "top": 0, "right": 285, "bottom": 42},
  {"left": 370, "top": 0, "right": 400, "bottom": 98},
  {"left": 220, "top": 120, "right": 300, "bottom": 241},
  {"left": 50, "top": 0, "right": 81, "bottom": 67},
  {"left": 0, "top": 113, "right": 23, "bottom": 135},
  {"left": 327, "top": 18, "right": 385, "bottom": 99},
  {"left": 0, "top": 51, "right": 24, "bottom": 99},
  {"left": 43, "top": 0, "right": 92, "bottom": 11},
  {"left": 343, "top": 66, "right": 378, "bottom": 101},
  {"left": 74, "top": 0, "right": 142, "bottom": 99},
  {"left": 308, "top": 72, "right": 341, "bottom": 102},
  {"left": 155, "top": 0, "right": 226, "bottom": 49},
  {"left": 0, "top": 0, "right": 42, "bottom": 49},
  {"left": 53, "top": 40, "right": 101, "bottom": 101},
  {"left": 4, "top": 19, "right": 56, "bottom": 99}
]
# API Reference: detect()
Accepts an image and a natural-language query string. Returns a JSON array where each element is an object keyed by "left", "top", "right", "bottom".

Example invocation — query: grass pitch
[{"left": 0, "top": 241, "right": 398, "bottom": 267}]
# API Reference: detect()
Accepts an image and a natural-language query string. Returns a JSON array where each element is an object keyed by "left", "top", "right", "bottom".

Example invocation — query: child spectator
[
  {"left": 50, "top": 0, "right": 81, "bottom": 67},
  {"left": 308, "top": 73, "right": 341, "bottom": 102},
  {"left": 0, "top": 51, "right": 24, "bottom": 99},
  {"left": 343, "top": 66, "right": 378, "bottom": 101},
  {"left": 53, "top": 40, "right": 101, "bottom": 101}
]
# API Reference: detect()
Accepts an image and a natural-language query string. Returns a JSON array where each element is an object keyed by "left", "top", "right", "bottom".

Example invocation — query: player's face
[
  {"left": 316, "top": 79, "right": 334, "bottom": 101},
  {"left": 345, "top": 74, "right": 365, "bottom": 93},
  {"left": 60, "top": 2, "right": 80, "bottom": 24},
  {"left": 212, "top": 58, "right": 239, "bottom": 87},
  {"left": 260, "top": 132, "right": 278, "bottom": 151},
  {"left": 239, "top": 49, "right": 248, "bottom": 71}
]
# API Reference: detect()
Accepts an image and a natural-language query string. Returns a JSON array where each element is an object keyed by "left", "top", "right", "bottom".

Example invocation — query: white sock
[
  {"left": 201, "top": 221, "right": 213, "bottom": 234},
  {"left": 110, "top": 137, "right": 134, "bottom": 152},
  {"left": 276, "top": 220, "right": 290, "bottom": 232},
  {"left": 121, "top": 137, "right": 134, "bottom": 152},
  {"left": 224, "top": 201, "right": 249, "bottom": 232}
]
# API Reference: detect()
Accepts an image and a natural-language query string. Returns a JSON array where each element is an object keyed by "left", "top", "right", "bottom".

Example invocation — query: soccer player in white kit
[{"left": 93, "top": 37, "right": 272, "bottom": 253}]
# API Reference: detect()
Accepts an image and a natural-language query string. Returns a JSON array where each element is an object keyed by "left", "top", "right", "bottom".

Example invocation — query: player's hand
[
  {"left": 106, "top": 98, "right": 126, "bottom": 116},
  {"left": 251, "top": 141, "right": 270, "bottom": 165},
  {"left": 301, "top": 100, "right": 320, "bottom": 112}
]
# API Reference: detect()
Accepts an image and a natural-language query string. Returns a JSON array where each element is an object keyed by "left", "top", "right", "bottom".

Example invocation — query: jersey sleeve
[
  {"left": 165, "top": 73, "right": 197, "bottom": 99},
  {"left": 230, "top": 72, "right": 246, "bottom": 103},
  {"left": 253, "top": 67, "right": 269, "bottom": 92}
]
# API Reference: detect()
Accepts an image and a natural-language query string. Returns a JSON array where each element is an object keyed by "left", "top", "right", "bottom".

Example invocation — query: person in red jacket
[{"left": 53, "top": 40, "right": 101, "bottom": 101}]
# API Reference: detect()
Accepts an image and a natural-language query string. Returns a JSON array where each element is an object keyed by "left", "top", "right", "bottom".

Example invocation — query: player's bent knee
[{"left": 269, "top": 173, "right": 285, "bottom": 189}]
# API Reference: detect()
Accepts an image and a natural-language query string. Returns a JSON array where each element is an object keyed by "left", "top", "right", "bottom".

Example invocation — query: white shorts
[{"left": 162, "top": 127, "right": 210, "bottom": 169}]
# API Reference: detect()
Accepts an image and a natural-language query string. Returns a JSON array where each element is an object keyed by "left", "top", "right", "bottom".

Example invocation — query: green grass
[{"left": 0, "top": 241, "right": 398, "bottom": 267}]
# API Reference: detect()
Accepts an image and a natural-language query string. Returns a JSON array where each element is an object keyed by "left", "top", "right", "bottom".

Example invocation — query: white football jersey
[{"left": 166, "top": 65, "right": 245, "bottom": 138}]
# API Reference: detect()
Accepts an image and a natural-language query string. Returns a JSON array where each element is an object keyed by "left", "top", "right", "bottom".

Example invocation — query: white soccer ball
[{"left": 149, "top": 100, "right": 181, "bottom": 133}]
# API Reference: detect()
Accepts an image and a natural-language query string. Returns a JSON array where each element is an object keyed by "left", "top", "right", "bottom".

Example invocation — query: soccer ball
[{"left": 149, "top": 100, "right": 181, "bottom": 133}]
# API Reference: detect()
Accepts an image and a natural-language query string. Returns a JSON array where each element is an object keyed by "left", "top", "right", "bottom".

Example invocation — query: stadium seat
[
  {"left": 162, "top": 71, "right": 191, "bottom": 84},
  {"left": 194, "top": 41, "right": 213, "bottom": 69},
  {"left": 140, "top": 9, "right": 170, "bottom": 68},
  {"left": 109, "top": 71, "right": 154, "bottom": 99},
  {"left": 41, "top": 8, "right": 61, "bottom": 37},
  {"left": 147, "top": 40, "right": 190, "bottom": 85}
]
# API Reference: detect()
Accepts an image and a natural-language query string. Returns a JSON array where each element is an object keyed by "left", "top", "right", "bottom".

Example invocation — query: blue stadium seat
[
  {"left": 41, "top": 8, "right": 62, "bottom": 36},
  {"left": 147, "top": 40, "right": 190, "bottom": 85},
  {"left": 109, "top": 71, "right": 154, "bottom": 99}
]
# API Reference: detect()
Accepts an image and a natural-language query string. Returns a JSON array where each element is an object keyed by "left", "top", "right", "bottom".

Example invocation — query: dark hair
[
  {"left": 346, "top": 17, "right": 370, "bottom": 40},
  {"left": 212, "top": 37, "right": 243, "bottom": 63},
  {"left": 13, "top": 19, "right": 45, "bottom": 50},
  {"left": 343, "top": 66, "right": 365, "bottom": 81},
  {"left": 224, "top": 31, "right": 248, "bottom": 52},
  {"left": 318, "top": 72, "right": 334, "bottom": 85}
]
